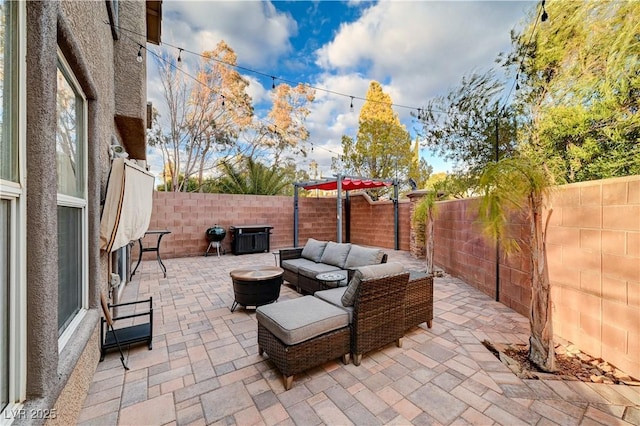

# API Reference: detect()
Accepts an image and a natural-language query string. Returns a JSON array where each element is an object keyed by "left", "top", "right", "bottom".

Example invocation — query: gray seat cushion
[
  {"left": 281, "top": 258, "right": 318, "bottom": 274},
  {"left": 320, "top": 242, "right": 352, "bottom": 269},
  {"left": 256, "top": 296, "right": 349, "bottom": 346},
  {"left": 298, "top": 263, "right": 344, "bottom": 279},
  {"left": 315, "top": 287, "right": 353, "bottom": 322},
  {"left": 344, "top": 245, "right": 385, "bottom": 269},
  {"left": 301, "top": 238, "right": 328, "bottom": 262}
]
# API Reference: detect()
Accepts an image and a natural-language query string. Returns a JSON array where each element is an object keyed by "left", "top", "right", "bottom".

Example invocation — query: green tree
[
  {"left": 412, "top": 193, "right": 438, "bottom": 275},
  {"left": 513, "top": 1, "right": 640, "bottom": 182},
  {"left": 149, "top": 41, "right": 253, "bottom": 192},
  {"left": 216, "top": 156, "right": 289, "bottom": 195},
  {"left": 418, "top": 71, "right": 518, "bottom": 178},
  {"left": 263, "top": 83, "right": 315, "bottom": 165},
  {"left": 334, "top": 81, "right": 418, "bottom": 194},
  {"left": 150, "top": 41, "right": 316, "bottom": 193},
  {"left": 409, "top": 138, "right": 433, "bottom": 190},
  {"left": 477, "top": 156, "right": 556, "bottom": 372},
  {"left": 431, "top": 171, "right": 479, "bottom": 199},
  {"left": 423, "top": 172, "right": 447, "bottom": 191}
]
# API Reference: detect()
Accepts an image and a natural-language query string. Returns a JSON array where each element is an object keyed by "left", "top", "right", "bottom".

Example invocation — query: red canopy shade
[
  {"left": 302, "top": 178, "right": 392, "bottom": 191},
  {"left": 293, "top": 175, "right": 399, "bottom": 248}
]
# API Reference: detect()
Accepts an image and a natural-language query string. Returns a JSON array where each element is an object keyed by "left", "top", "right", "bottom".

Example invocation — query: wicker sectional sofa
[
  {"left": 279, "top": 239, "right": 388, "bottom": 294},
  {"left": 257, "top": 261, "right": 435, "bottom": 389}
]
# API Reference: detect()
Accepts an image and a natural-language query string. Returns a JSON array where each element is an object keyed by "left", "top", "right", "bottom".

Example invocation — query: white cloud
[
  {"left": 308, "top": 1, "right": 533, "bottom": 174},
  {"left": 315, "top": 1, "right": 532, "bottom": 102},
  {"left": 146, "top": 1, "right": 534, "bottom": 179},
  {"left": 162, "top": 1, "right": 297, "bottom": 68}
]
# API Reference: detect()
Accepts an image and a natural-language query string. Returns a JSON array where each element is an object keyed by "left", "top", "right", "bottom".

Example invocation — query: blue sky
[{"left": 147, "top": 1, "right": 537, "bottom": 178}]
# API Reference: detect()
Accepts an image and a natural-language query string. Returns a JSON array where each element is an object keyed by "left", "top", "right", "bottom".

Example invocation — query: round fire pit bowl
[{"left": 229, "top": 266, "right": 284, "bottom": 312}]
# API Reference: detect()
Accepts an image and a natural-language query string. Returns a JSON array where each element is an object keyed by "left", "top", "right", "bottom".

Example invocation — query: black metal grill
[{"left": 205, "top": 225, "right": 226, "bottom": 256}]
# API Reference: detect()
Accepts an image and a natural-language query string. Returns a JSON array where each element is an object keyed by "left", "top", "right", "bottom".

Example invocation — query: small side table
[
  {"left": 131, "top": 230, "right": 171, "bottom": 278},
  {"left": 316, "top": 271, "right": 347, "bottom": 290}
]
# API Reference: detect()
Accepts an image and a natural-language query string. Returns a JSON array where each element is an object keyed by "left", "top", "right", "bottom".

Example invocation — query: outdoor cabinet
[{"left": 229, "top": 225, "right": 273, "bottom": 255}]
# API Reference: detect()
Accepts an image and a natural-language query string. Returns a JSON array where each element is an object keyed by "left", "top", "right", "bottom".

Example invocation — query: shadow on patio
[{"left": 79, "top": 250, "right": 639, "bottom": 425}]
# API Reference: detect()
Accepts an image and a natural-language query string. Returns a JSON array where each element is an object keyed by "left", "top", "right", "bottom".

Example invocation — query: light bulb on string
[
  {"left": 271, "top": 76, "right": 276, "bottom": 90},
  {"left": 177, "top": 48, "right": 183, "bottom": 66},
  {"left": 350, "top": 97, "right": 354, "bottom": 112},
  {"left": 221, "top": 95, "right": 225, "bottom": 108},
  {"left": 541, "top": 0, "right": 548, "bottom": 22},
  {"left": 136, "top": 45, "right": 143, "bottom": 63},
  {"left": 417, "top": 109, "right": 422, "bottom": 120}
]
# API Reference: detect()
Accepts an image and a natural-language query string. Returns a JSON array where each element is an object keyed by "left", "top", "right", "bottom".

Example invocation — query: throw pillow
[
  {"left": 301, "top": 238, "right": 328, "bottom": 262},
  {"left": 357, "top": 262, "right": 404, "bottom": 280},
  {"left": 344, "top": 245, "right": 385, "bottom": 269},
  {"left": 320, "top": 241, "right": 352, "bottom": 268}
]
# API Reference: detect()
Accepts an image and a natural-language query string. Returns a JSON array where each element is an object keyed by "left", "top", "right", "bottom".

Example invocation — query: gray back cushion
[
  {"left": 320, "top": 242, "right": 352, "bottom": 268},
  {"left": 301, "top": 238, "right": 328, "bottom": 262},
  {"left": 341, "top": 262, "right": 405, "bottom": 306},
  {"left": 344, "top": 245, "right": 385, "bottom": 269}
]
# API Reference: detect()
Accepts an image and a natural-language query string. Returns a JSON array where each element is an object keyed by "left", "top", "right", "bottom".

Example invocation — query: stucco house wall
[{"left": 18, "top": 2, "right": 149, "bottom": 424}]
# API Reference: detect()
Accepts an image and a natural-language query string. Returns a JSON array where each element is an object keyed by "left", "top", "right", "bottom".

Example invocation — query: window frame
[
  {"left": 0, "top": 0, "right": 27, "bottom": 421},
  {"left": 55, "top": 49, "right": 89, "bottom": 351}
]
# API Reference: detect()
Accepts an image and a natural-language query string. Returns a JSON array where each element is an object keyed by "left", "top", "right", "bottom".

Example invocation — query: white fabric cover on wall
[{"left": 100, "top": 158, "right": 155, "bottom": 252}]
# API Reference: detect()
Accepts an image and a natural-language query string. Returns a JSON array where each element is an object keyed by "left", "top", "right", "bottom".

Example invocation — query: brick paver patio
[{"left": 79, "top": 250, "right": 639, "bottom": 425}]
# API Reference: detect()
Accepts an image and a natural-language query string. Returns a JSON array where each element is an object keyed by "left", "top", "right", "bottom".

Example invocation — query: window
[
  {"left": 0, "top": 1, "right": 18, "bottom": 183},
  {"left": 56, "top": 53, "right": 87, "bottom": 343},
  {"left": 0, "top": 199, "right": 9, "bottom": 413},
  {"left": 0, "top": 0, "right": 25, "bottom": 418}
]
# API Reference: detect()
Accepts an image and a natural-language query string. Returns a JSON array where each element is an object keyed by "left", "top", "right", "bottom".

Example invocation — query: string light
[
  {"left": 350, "top": 97, "right": 354, "bottom": 112},
  {"left": 110, "top": 22, "right": 429, "bottom": 114},
  {"left": 119, "top": 31, "right": 348, "bottom": 161},
  {"left": 136, "top": 45, "right": 143, "bottom": 63},
  {"left": 500, "top": 1, "right": 547, "bottom": 111},
  {"left": 177, "top": 48, "right": 183, "bottom": 65},
  {"left": 541, "top": 0, "right": 548, "bottom": 22},
  {"left": 417, "top": 108, "right": 422, "bottom": 120}
]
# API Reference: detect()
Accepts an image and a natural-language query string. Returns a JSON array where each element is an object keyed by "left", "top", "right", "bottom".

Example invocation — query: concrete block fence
[
  {"left": 143, "top": 191, "right": 409, "bottom": 259},
  {"left": 142, "top": 175, "right": 639, "bottom": 378},
  {"left": 432, "top": 175, "right": 639, "bottom": 378}
]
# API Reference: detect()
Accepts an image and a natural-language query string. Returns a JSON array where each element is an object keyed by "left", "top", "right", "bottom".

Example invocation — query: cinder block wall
[
  {"left": 348, "top": 194, "right": 410, "bottom": 251},
  {"left": 143, "top": 176, "right": 639, "bottom": 377},
  {"left": 433, "top": 175, "right": 640, "bottom": 378},
  {"left": 547, "top": 176, "right": 639, "bottom": 378},
  {"left": 145, "top": 191, "right": 408, "bottom": 259}
]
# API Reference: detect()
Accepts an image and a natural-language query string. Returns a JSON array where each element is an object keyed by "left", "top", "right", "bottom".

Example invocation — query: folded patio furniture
[{"left": 100, "top": 294, "right": 153, "bottom": 368}]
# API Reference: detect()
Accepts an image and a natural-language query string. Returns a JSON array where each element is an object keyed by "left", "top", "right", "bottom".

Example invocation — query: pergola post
[
  {"left": 393, "top": 179, "right": 399, "bottom": 250},
  {"left": 345, "top": 191, "right": 351, "bottom": 243},
  {"left": 292, "top": 175, "right": 396, "bottom": 247},
  {"left": 336, "top": 174, "right": 342, "bottom": 243},
  {"left": 293, "top": 184, "right": 299, "bottom": 247}
]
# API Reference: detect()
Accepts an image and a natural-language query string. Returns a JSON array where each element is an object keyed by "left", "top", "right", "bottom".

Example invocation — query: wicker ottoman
[{"left": 257, "top": 296, "right": 351, "bottom": 390}]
